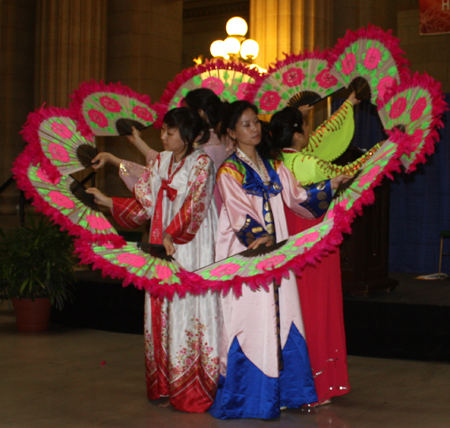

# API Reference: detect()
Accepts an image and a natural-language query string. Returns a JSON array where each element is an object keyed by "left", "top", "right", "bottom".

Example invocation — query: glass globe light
[
  {"left": 240, "top": 39, "right": 259, "bottom": 60},
  {"left": 226, "top": 17, "right": 248, "bottom": 36},
  {"left": 223, "top": 37, "right": 241, "bottom": 55},
  {"left": 210, "top": 40, "right": 226, "bottom": 58}
]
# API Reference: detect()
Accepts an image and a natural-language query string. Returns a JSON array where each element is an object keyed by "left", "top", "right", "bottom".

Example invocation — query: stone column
[
  {"left": 103, "top": 0, "right": 183, "bottom": 198},
  {"left": 34, "top": 0, "right": 107, "bottom": 108},
  {"left": 250, "top": 0, "right": 333, "bottom": 68},
  {"left": 250, "top": 0, "right": 333, "bottom": 126},
  {"left": 0, "top": 0, "right": 36, "bottom": 219}
]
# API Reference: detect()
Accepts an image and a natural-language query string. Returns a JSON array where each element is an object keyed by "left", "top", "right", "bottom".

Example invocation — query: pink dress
[{"left": 210, "top": 149, "right": 334, "bottom": 419}]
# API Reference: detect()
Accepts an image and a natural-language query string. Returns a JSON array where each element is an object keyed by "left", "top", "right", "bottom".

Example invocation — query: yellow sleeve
[{"left": 304, "top": 100, "right": 355, "bottom": 162}]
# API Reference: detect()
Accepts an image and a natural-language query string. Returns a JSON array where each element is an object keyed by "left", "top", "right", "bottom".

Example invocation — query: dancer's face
[
  {"left": 160, "top": 124, "right": 187, "bottom": 159},
  {"left": 228, "top": 108, "right": 262, "bottom": 149}
]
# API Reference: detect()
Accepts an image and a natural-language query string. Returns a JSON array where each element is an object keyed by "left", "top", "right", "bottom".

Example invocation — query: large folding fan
[
  {"left": 12, "top": 153, "right": 125, "bottom": 247},
  {"left": 249, "top": 50, "right": 344, "bottom": 114},
  {"left": 155, "top": 59, "right": 262, "bottom": 126},
  {"left": 74, "top": 213, "right": 347, "bottom": 299},
  {"left": 20, "top": 106, "right": 97, "bottom": 181},
  {"left": 70, "top": 80, "right": 163, "bottom": 137},
  {"left": 74, "top": 240, "right": 187, "bottom": 300},
  {"left": 323, "top": 135, "right": 404, "bottom": 223},
  {"left": 327, "top": 25, "right": 411, "bottom": 105},
  {"left": 377, "top": 72, "right": 447, "bottom": 172}
]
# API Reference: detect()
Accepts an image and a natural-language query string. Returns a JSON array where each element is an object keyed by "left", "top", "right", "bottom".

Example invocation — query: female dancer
[
  {"left": 87, "top": 108, "right": 222, "bottom": 413},
  {"left": 103, "top": 88, "right": 233, "bottom": 209},
  {"left": 269, "top": 99, "right": 383, "bottom": 405},
  {"left": 209, "top": 100, "right": 350, "bottom": 419}
]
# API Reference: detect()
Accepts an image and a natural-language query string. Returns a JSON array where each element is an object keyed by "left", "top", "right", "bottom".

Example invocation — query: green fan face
[
  {"left": 83, "top": 93, "right": 157, "bottom": 136},
  {"left": 334, "top": 39, "right": 399, "bottom": 104},
  {"left": 255, "top": 59, "right": 342, "bottom": 114},
  {"left": 91, "top": 243, "right": 182, "bottom": 285},
  {"left": 39, "top": 116, "right": 96, "bottom": 175},
  {"left": 169, "top": 70, "right": 256, "bottom": 110}
]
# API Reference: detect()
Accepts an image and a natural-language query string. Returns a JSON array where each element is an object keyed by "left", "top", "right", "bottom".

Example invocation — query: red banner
[{"left": 420, "top": 0, "right": 450, "bottom": 34}]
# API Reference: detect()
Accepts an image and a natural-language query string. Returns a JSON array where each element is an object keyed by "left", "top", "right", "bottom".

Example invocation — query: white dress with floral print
[{"left": 111, "top": 149, "right": 221, "bottom": 413}]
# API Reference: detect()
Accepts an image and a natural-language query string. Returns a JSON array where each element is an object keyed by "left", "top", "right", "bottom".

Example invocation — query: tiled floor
[{"left": 2, "top": 303, "right": 450, "bottom": 428}]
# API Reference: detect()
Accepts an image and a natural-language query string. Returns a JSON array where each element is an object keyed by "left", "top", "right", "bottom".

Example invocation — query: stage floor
[{"left": 2, "top": 305, "right": 450, "bottom": 428}]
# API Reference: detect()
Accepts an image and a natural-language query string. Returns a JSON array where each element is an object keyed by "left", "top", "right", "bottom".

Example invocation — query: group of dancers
[{"left": 84, "top": 87, "right": 370, "bottom": 419}]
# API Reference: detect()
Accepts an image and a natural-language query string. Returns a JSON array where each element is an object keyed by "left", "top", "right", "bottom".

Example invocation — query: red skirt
[{"left": 285, "top": 207, "right": 350, "bottom": 404}]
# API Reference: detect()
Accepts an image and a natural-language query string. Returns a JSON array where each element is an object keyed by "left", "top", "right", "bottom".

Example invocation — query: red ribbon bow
[{"left": 150, "top": 179, "right": 178, "bottom": 244}]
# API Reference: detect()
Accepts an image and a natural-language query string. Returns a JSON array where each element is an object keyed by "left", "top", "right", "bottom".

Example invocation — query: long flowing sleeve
[
  {"left": 111, "top": 196, "right": 151, "bottom": 228},
  {"left": 118, "top": 149, "right": 159, "bottom": 192},
  {"left": 283, "top": 141, "right": 383, "bottom": 185},
  {"left": 304, "top": 100, "right": 355, "bottom": 162},
  {"left": 119, "top": 160, "right": 148, "bottom": 192},
  {"left": 217, "top": 167, "right": 271, "bottom": 247},
  {"left": 277, "top": 163, "right": 333, "bottom": 219},
  {"left": 165, "top": 154, "right": 216, "bottom": 245}
]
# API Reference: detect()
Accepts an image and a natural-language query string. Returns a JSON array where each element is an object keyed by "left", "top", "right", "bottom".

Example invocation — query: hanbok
[
  {"left": 209, "top": 149, "right": 333, "bottom": 419},
  {"left": 111, "top": 150, "right": 222, "bottom": 413},
  {"left": 281, "top": 100, "right": 381, "bottom": 404}
]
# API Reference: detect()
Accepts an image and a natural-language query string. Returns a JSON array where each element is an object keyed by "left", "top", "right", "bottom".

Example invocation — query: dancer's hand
[
  {"left": 86, "top": 188, "right": 113, "bottom": 209},
  {"left": 126, "top": 126, "right": 142, "bottom": 146},
  {"left": 127, "top": 126, "right": 154, "bottom": 158},
  {"left": 298, "top": 105, "right": 313, "bottom": 116},
  {"left": 91, "top": 152, "right": 121, "bottom": 169},
  {"left": 163, "top": 234, "right": 176, "bottom": 256},
  {"left": 348, "top": 91, "right": 361, "bottom": 106},
  {"left": 330, "top": 174, "right": 352, "bottom": 190},
  {"left": 248, "top": 235, "right": 274, "bottom": 250}
]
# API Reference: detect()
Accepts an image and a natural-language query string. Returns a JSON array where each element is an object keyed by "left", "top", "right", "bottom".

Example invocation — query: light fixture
[
  {"left": 240, "top": 39, "right": 259, "bottom": 60},
  {"left": 226, "top": 17, "right": 248, "bottom": 37},
  {"left": 210, "top": 17, "right": 259, "bottom": 63}
]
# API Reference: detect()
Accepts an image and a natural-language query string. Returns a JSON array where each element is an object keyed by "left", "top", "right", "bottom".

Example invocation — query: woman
[
  {"left": 209, "top": 100, "right": 350, "bottom": 419},
  {"left": 87, "top": 108, "right": 222, "bottom": 413},
  {"left": 269, "top": 98, "right": 382, "bottom": 405},
  {"left": 108, "top": 88, "right": 233, "bottom": 210}
]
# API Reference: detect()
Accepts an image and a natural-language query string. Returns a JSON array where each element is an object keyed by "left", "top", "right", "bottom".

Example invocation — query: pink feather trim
[
  {"left": 12, "top": 149, "right": 126, "bottom": 248},
  {"left": 69, "top": 79, "right": 163, "bottom": 137},
  {"left": 248, "top": 48, "right": 330, "bottom": 102},
  {"left": 379, "top": 72, "right": 448, "bottom": 172},
  {"left": 155, "top": 58, "right": 263, "bottom": 128},
  {"left": 69, "top": 136, "right": 407, "bottom": 299},
  {"left": 19, "top": 105, "right": 83, "bottom": 183},
  {"left": 327, "top": 24, "right": 411, "bottom": 88},
  {"left": 73, "top": 239, "right": 209, "bottom": 301}
]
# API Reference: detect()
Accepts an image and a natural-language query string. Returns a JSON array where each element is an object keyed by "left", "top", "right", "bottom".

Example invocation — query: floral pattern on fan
[
  {"left": 155, "top": 58, "right": 262, "bottom": 126},
  {"left": 20, "top": 106, "right": 97, "bottom": 181},
  {"left": 12, "top": 154, "right": 125, "bottom": 247},
  {"left": 377, "top": 72, "right": 448, "bottom": 172},
  {"left": 324, "top": 140, "right": 401, "bottom": 221},
  {"left": 327, "top": 25, "right": 411, "bottom": 105},
  {"left": 70, "top": 80, "right": 163, "bottom": 137},
  {"left": 74, "top": 240, "right": 192, "bottom": 300},
  {"left": 250, "top": 51, "right": 343, "bottom": 114}
]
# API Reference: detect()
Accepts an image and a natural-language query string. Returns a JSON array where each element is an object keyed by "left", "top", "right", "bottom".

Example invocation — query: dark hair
[
  {"left": 220, "top": 100, "right": 281, "bottom": 160},
  {"left": 184, "top": 88, "right": 227, "bottom": 129},
  {"left": 269, "top": 107, "right": 305, "bottom": 150},
  {"left": 163, "top": 107, "right": 210, "bottom": 158}
]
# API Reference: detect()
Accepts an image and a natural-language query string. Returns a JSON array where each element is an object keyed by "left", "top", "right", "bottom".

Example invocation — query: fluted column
[
  {"left": 34, "top": 0, "right": 107, "bottom": 108},
  {"left": 250, "top": 0, "right": 333, "bottom": 126},
  {"left": 103, "top": 0, "right": 183, "bottom": 198},
  {"left": 250, "top": 0, "right": 333, "bottom": 68},
  {"left": 0, "top": 0, "right": 36, "bottom": 218}
]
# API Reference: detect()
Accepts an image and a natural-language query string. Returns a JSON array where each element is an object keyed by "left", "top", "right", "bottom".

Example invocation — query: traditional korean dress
[
  {"left": 119, "top": 130, "right": 234, "bottom": 212},
  {"left": 282, "top": 100, "right": 381, "bottom": 404},
  {"left": 111, "top": 149, "right": 222, "bottom": 413},
  {"left": 209, "top": 149, "right": 333, "bottom": 419}
]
